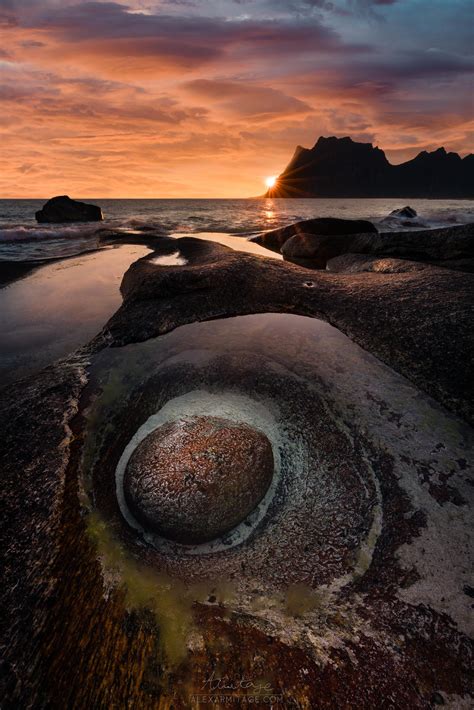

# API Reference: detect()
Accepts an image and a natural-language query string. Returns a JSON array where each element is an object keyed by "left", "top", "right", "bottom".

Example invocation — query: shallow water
[
  {"left": 83, "top": 313, "right": 472, "bottom": 635},
  {"left": 0, "top": 244, "right": 151, "bottom": 385},
  {"left": 170, "top": 231, "right": 283, "bottom": 259},
  {"left": 0, "top": 228, "right": 279, "bottom": 385},
  {"left": 150, "top": 251, "right": 188, "bottom": 266}
]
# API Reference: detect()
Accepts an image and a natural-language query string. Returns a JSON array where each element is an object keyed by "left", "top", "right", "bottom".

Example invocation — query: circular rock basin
[{"left": 123, "top": 415, "right": 274, "bottom": 544}]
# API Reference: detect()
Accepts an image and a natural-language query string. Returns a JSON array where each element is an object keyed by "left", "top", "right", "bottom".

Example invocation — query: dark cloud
[
  {"left": 337, "top": 49, "right": 474, "bottom": 91},
  {"left": 345, "top": 0, "right": 398, "bottom": 20},
  {"left": 6, "top": 1, "right": 351, "bottom": 61},
  {"left": 0, "top": 0, "right": 76, "bottom": 26},
  {"left": 20, "top": 39, "right": 45, "bottom": 47},
  {"left": 349, "top": 0, "right": 398, "bottom": 8}
]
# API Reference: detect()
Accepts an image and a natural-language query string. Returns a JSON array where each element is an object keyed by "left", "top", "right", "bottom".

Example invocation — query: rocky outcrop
[
  {"left": 380, "top": 206, "right": 427, "bottom": 229},
  {"left": 281, "top": 232, "right": 376, "bottom": 268},
  {"left": 266, "top": 136, "right": 474, "bottom": 198},
  {"left": 263, "top": 223, "right": 474, "bottom": 271},
  {"left": 373, "top": 224, "right": 474, "bottom": 263},
  {"left": 1, "top": 236, "right": 473, "bottom": 708},
  {"left": 35, "top": 195, "right": 103, "bottom": 223},
  {"left": 388, "top": 206, "right": 417, "bottom": 219},
  {"left": 112, "top": 236, "right": 474, "bottom": 424},
  {"left": 124, "top": 416, "right": 274, "bottom": 544},
  {"left": 252, "top": 217, "right": 377, "bottom": 253}
]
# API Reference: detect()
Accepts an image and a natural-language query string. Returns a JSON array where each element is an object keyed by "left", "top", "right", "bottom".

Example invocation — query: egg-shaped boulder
[{"left": 123, "top": 416, "right": 274, "bottom": 544}]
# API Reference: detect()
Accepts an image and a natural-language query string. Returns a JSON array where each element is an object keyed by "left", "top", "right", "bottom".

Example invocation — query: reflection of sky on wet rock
[
  {"left": 150, "top": 250, "right": 188, "bottom": 266},
  {"left": 170, "top": 231, "right": 283, "bottom": 259},
  {"left": 81, "top": 313, "right": 473, "bottom": 654},
  {"left": 0, "top": 245, "right": 152, "bottom": 385}
]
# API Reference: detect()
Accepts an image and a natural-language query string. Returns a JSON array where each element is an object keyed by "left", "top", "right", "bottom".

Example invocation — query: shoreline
[
  {"left": 1, "top": 219, "right": 472, "bottom": 386},
  {"left": 0, "top": 249, "right": 105, "bottom": 289}
]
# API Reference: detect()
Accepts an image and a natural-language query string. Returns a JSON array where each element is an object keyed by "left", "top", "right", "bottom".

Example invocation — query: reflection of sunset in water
[
  {"left": 170, "top": 231, "right": 282, "bottom": 260},
  {"left": 262, "top": 199, "right": 277, "bottom": 226}
]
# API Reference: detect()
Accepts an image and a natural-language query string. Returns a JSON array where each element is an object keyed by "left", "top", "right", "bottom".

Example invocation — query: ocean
[{"left": 1, "top": 197, "right": 473, "bottom": 262}]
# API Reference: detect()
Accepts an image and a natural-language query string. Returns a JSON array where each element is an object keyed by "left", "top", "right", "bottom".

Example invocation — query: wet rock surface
[
  {"left": 1, "top": 231, "right": 473, "bottom": 708},
  {"left": 281, "top": 231, "right": 376, "bottom": 267},
  {"left": 92, "top": 344, "right": 381, "bottom": 586},
  {"left": 373, "top": 224, "right": 474, "bottom": 262},
  {"left": 277, "top": 223, "right": 474, "bottom": 270},
  {"left": 35, "top": 195, "right": 103, "bottom": 223},
  {"left": 123, "top": 416, "right": 274, "bottom": 544},
  {"left": 111, "top": 237, "right": 474, "bottom": 424},
  {"left": 0, "top": 354, "right": 89, "bottom": 705}
]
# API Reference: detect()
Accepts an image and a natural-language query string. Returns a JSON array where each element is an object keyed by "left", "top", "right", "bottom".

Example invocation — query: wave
[
  {"left": 376, "top": 208, "right": 474, "bottom": 232},
  {"left": 0, "top": 217, "right": 170, "bottom": 261},
  {"left": 0, "top": 223, "right": 105, "bottom": 243}
]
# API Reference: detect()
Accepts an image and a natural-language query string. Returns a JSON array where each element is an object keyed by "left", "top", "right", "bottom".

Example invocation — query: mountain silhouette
[{"left": 266, "top": 136, "right": 473, "bottom": 198}]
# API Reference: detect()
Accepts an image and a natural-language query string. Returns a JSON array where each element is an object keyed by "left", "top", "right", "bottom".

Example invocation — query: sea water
[{"left": 1, "top": 197, "right": 473, "bottom": 262}]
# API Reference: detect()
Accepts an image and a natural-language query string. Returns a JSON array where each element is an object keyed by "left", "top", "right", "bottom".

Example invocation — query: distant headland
[{"left": 265, "top": 136, "right": 474, "bottom": 198}]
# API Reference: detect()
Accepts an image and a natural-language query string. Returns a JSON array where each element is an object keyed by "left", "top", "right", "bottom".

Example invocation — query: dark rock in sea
[
  {"left": 35, "top": 195, "right": 103, "bottom": 223},
  {"left": 389, "top": 206, "right": 417, "bottom": 219},
  {"left": 252, "top": 217, "right": 377, "bottom": 253},
  {"left": 380, "top": 205, "right": 427, "bottom": 228},
  {"left": 123, "top": 416, "right": 274, "bottom": 544},
  {"left": 266, "top": 136, "right": 474, "bottom": 198}
]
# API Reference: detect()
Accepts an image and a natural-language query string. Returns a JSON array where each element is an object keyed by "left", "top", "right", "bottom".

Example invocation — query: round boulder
[{"left": 123, "top": 416, "right": 274, "bottom": 544}]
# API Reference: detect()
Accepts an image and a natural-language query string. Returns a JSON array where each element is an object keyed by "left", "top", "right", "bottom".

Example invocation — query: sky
[{"left": 0, "top": 0, "right": 473, "bottom": 197}]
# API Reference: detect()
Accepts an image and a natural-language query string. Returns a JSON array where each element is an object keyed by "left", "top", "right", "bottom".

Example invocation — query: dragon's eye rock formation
[{"left": 123, "top": 415, "right": 274, "bottom": 544}]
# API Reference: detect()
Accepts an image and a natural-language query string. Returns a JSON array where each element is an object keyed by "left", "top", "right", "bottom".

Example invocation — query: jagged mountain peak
[{"left": 266, "top": 136, "right": 472, "bottom": 198}]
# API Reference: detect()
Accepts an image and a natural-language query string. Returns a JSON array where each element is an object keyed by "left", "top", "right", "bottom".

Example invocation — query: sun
[{"left": 265, "top": 175, "right": 277, "bottom": 189}]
